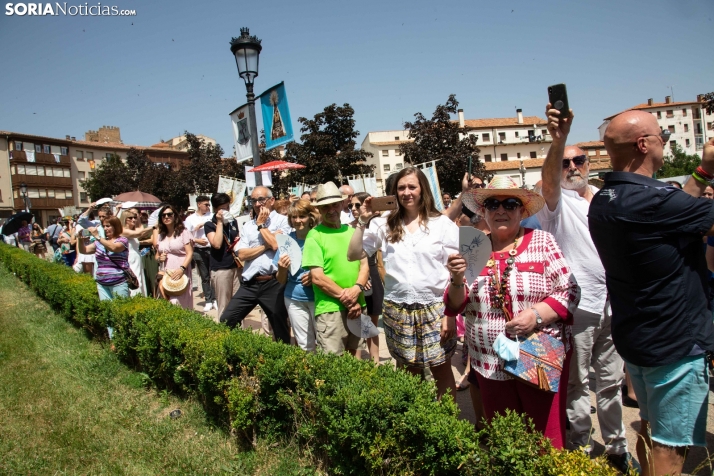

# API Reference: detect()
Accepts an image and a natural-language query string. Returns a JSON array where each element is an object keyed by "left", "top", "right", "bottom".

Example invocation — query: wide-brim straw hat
[
  {"left": 462, "top": 176, "right": 545, "bottom": 219},
  {"left": 161, "top": 270, "right": 189, "bottom": 296},
  {"left": 314, "top": 181, "right": 347, "bottom": 206}
]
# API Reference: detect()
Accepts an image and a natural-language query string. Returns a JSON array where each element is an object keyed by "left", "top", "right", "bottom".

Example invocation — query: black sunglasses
[
  {"left": 161, "top": 212, "right": 175, "bottom": 218},
  {"left": 483, "top": 197, "right": 523, "bottom": 211},
  {"left": 348, "top": 202, "right": 362, "bottom": 209},
  {"left": 562, "top": 155, "right": 588, "bottom": 169},
  {"left": 471, "top": 182, "right": 486, "bottom": 189}
]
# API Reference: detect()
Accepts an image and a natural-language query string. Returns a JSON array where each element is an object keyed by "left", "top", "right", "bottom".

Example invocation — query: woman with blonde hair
[
  {"left": 121, "top": 207, "right": 153, "bottom": 296},
  {"left": 277, "top": 199, "right": 320, "bottom": 351},
  {"left": 348, "top": 167, "right": 459, "bottom": 398}
]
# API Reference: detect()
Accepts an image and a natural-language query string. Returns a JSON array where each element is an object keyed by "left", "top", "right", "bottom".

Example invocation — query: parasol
[
  {"left": 112, "top": 191, "right": 162, "bottom": 209},
  {"left": 1, "top": 211, "right": 34, "bottom": 236},
  {"left": 248, "top": 160, "right": 306, "bottom": 172}
]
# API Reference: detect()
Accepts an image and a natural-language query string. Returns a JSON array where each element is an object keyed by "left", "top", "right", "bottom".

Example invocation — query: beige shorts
[{"left": 315, "top": 309, "right": 361, "bottom": 355}]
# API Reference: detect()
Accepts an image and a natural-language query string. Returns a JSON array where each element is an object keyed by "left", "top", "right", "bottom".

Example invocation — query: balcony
[
  {"left": 9, "top": 150, "right": 71, "bottom": 166},
  {"left": 695, "top": 134, "right": 704, "bottom": 151},
  {"left": 11, "top": 174, "right": 73, "bottom": 188},
  {"left": 14, "top": 197, "right": 74, "bottom": 210}
]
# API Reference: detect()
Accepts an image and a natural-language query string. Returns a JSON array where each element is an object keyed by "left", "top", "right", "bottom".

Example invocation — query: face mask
[{"left": 493, "top": 333, "right": 519, "bottom": 361}]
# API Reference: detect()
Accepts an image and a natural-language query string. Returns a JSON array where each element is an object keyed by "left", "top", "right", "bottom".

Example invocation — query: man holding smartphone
[
  {"left": 219, "top": 186, "right": 292, "bottom": 343},
  {"left": 539, "top": 104, "right": 639, "bottom": 474}
]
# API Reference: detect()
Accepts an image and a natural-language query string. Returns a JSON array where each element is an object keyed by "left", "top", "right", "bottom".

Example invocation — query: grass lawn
[{"left": 0, "top": 265, "right": 315, "bottom": 475}]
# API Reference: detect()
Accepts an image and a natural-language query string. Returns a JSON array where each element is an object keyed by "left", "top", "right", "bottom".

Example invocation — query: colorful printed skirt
[{"left": 382, "top": 300, "right": 457, "bottom": 368}]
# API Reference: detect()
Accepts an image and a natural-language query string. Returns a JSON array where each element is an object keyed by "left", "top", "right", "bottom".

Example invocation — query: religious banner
[
  {"left": 217, "top": 176, "right": 247, "bottom": 217},
  {"left": 364, "top": 175, "right": 378, "bottom": 197},
  {"left": 229, "top": 104, "right": 253, "bottom": 164},
  {"left": 244, "top": 166, "right": 273, "bottom": 188},
  {"left": 259, "top": 82, "right": 294, "bottom": 151},
  {"left": 423, "top": 162, "right": 445, "bottom": 211},
  {"left": 289, "top": 184, "right": 304, "bottom": 197},
  {"left": 188, "top": 194, "right": 199, "bottom": 212},
  {"left": 347, "top": 176, "right": 365, "bottom": 194}
]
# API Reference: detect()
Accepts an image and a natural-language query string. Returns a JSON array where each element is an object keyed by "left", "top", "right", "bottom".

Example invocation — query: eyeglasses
[
  {"left": 348, "top": 203, "right": 362, "bottom": 209},
  {"left": 471, "top": 182, "right": 486, "bottom": 189},
  {"left": 638, "top": 130, "right": 671, "bottom": 145},
  {"left": 161, "top": 212, "right": 175, "bottom": 219},
  {"left": 251, "top": 196, "right": 270, "bottom": 204},
  {"left": 562, "top": 155, "right": 588, "bottom": 169},
  {"left": 483, "top": 197, "right": 523, "bottom": 211}
]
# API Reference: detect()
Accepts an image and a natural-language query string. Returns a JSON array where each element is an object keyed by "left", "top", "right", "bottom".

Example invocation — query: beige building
[
  {"left": 599, "top": 95, "right": 713, "bottom": 154},
  {"left": 151, "top": 134, "right": 216, "bottom": 151}
]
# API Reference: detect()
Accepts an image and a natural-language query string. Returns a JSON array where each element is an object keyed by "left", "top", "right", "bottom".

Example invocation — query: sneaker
[
  {"left": 212, "top": 300, "right": 218, "bottom": 310},
  {"left": 203, "top": 303, "right": 213, "bottom": 312},
  {"left": 606, "top": 452, "right": 642, "bottom": 475}
]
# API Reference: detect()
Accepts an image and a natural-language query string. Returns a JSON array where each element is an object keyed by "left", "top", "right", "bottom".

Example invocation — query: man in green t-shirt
[{"left": 302, "top": 182, "right": 368, "bottom": 355}]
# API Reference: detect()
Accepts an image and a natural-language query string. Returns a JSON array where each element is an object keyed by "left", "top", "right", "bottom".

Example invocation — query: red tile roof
[
  {"left": 604, "top": 100, "right": 703, "bottom": 120},
  {"left": 575, "top": 141, "right": 605, "bottom": 148},
  {"left": 462, "top": 116, "right": 547, "bottom": 129}
]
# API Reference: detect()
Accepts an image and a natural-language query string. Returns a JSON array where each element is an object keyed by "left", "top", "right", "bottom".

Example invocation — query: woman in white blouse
[{"left": 348, "top": 167, "right": 458, "bottom": 398}]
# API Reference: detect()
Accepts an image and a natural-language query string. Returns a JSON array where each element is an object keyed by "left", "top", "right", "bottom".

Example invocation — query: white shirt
[
  {"left": 536, "top": 185, "right": 606, "bottom": 314},
  {"left": 340, "top": 209, "right": 354, "bottom": 224},
  {"left": 184, "top": 211, "right": 213, "bottom": 248},
  {"left": 237, "top": 210, "right": 292, "bottom": 281},
  {"left": 363, "top": 214, "right": 458, "bottom": 304}
]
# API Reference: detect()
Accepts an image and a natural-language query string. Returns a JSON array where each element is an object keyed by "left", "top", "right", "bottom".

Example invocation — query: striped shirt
[{"left": 95, "top": 236, "right": 129, "bottom": 286}]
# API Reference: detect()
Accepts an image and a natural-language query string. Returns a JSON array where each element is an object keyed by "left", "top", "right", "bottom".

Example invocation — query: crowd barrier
[{"left": 0, "top": 243, "right": 621, "bottom": 475}]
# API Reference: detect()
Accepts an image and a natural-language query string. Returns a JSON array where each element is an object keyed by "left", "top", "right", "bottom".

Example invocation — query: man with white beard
[{"left": 536, "top": 105, "right": 640, "bottom": 474}]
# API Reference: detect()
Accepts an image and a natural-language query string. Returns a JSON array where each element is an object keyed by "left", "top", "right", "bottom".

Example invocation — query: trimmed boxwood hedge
[{"left": 0, "top": 243, "right": 622, "bottom": 475}]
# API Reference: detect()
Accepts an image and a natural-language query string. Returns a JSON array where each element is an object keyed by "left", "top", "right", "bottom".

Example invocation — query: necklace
[{"left": 486, "top": 234, "right": 519, "bottom": 321}]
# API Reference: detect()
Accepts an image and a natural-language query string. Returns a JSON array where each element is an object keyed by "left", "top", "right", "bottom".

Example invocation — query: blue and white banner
[
  {"left": 259, "top": 82, "right": 294, "bottom": 151},
  {"left": 423, "top": 163, "right": 444, "bottom": 211},
  {"left": 229, "top": 104, "right": 253, "bottom": 164}
]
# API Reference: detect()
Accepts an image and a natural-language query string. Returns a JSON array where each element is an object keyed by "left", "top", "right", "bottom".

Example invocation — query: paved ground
[{"left": 188, "top": 269, "right": 714, "bottom": 474}]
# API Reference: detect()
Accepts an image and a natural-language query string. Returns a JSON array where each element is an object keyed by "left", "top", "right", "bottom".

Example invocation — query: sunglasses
[
  {"left": 125, "top": 215, "right": 137, "bottom": 220},
  {"left": 161, "top": 212, "right": 175, "bottom": 218},
  {"left": 562, "top": 155, "right": 587, "bottom": 169},
  {"left": 483, "top": 197, "right": 523, "bottom": 211},
  {"left": 471, "top": 182, "right": 486, "bottom": 189},
  {"left": 348, "top": 203, "right": 362, "bottom": 209}
]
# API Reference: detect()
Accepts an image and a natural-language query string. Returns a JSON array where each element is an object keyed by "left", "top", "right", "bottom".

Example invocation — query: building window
[
  {"left": 657, "top": 111, "right": 662, "bottom": 119},
  {"left": 63, "top": 169, "right": 71, "bottom": 178},
  {"left": 44, "top": 145, "right": 51, "bottom": 154},
  {"left": 39, "top": 189, "right": 47, "bottom": 198},
  {"left": 28, "top": 188, "right": 40, "bottom": 199},
  {"left": 61, "top": 146, "right": 68, "bottom": 155},
  {"left": 47, "top": 189, "right": 55, "bottom": 198},
  {"left": 65, "top": 190, "right": 73, "bottom": 199},
  {"left": 35, "top": 144, "right": 42, "bottom": 153},
  {"left": 515, "top": 131, "right": 519, "bottom": 138},
  {"left": 79, "top": 171, "right": 86, "bottom": 179},
  {"left": 25, "top": 165, "right": 37, "bottom": 176},
  {"left": 37, "top": 165, "right": 45, "bottom": 176},
  {"left": 76, "top": 150, "right": 84, "bottom": 160},
  {"left": 395, "top": 163, "right": 403, "bottom": 170},
  {"left": 588, "top": 150, "right": 597, "bottom": 156},
  {"left": 383, "top": 164, "right": 390, "bottom": 172},
  {"left": 88, "top": 172, "right": 94, "bottom": 178},
  {"left": 668, "top": 125, "right": 675, "bottom": 133},
  {"left": 381, "top": 150, "right": 389, "bottom": 157},
  {"left": 14, "top": 141, "right": 22, "bottom": 151},
  {"left": 516, "top": 153, "right": 521, "bottom": 158},
  {"left": 670, "top": 140, "right": 677, "bottom": 148},
  {"left": 599, "top": 149, "right": 607, "bottom": 156},
  {"left": 530, "top": 151, "right": 537, "bottom": 158},
  {"left": 395, "top": 149, "right": 402, "bottom": 156},
  {"left": 541, "top": 129, "right": 547, "bottom": 137},
  {"left": 686, "top": 139, "right": 691, "bottom": 147},
  {"left": 86, "top": 151, "right": 94, "bottom": 161},
  {"left": 13, "top": 189, "right": 18, "bottom": 199},
  {"left": 684, "top": 124, "right": 689, "bottom": 132},
  {"left": 17, "top": 164, "right": 26, "bottom": 174},
  {"left": 682, "top": 109, "right": 687, "bottom": 117},
  {"left": 394, "top": 136, "right": 399, "bottom": 141},
  {"left": 483, "top": 133, "right": 490, "bottom": 142},
  {"left": 708, "top": 122, "right": 713, "bottom": 131},
  {"left": 498, "top": 132, "right": 506, "bottom": 142},
  {"left": 666, "top": 110, "right": 674, "bottom": 118},
  {"left": 55, "top": 190, "right": 65, "bottom": 199},
  {"left": 80, "top": 192, "right": 88, "bottom": 202},
  {"left": 500, "top": 153, "right": 508, "bottom": 161},
  {"left": 484, "top": 154, "right": 492, "bottom": 162}
]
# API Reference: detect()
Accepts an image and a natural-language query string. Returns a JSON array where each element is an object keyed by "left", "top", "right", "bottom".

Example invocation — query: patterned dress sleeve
[
  {"left": 180, "top": 228, "right": 191, "bottom": 246},
  {"left": 540, "top": 230, "right": 580, "bottom": 321}
]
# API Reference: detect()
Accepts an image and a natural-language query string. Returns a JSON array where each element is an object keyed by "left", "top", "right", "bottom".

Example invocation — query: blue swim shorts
[{"left": 626, "top": 355, "right": 709, "bottom": 447}]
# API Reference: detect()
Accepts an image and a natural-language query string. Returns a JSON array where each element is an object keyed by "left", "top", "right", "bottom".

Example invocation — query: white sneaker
[
  {"left": 203, "top": 303, "right": 212, "bottom": 312},
  {"left": 212, "top": 300, "right": 218, "bottom": 310}
]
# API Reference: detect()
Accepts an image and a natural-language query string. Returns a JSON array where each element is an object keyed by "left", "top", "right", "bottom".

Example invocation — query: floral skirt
[{"left": 382, "top": 300, "right": 457, "bottom": 368}]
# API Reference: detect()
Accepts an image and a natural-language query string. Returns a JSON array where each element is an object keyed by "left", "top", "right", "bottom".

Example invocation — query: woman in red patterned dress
[{"left": 445, "top": 176, "right": 580, "bottom": 449}]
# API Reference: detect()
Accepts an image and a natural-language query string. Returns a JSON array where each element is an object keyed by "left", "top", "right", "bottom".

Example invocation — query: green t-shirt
[{"left": 302, "top": 224, "right": 365, "bottom": 316}]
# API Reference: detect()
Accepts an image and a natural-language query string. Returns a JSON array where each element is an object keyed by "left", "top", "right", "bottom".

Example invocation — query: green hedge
[{"left": 0, "top": 243, "right": 622, "bottom": 475}]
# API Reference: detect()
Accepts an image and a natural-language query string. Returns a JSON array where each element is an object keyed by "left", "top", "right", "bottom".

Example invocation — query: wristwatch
[
  {"left": 356, "top": 283, "right": 365, "bottom": 292},
  {"left": 257, "top": 224, "right": 267, "bottom": 231},
  {"left": 531, "top": 307, "right": 543, "bottom": 327}
]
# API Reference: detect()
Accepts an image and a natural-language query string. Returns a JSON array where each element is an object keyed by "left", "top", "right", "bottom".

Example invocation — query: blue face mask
[{"left": 493, "top": 333, "right": 520, "bottom": 361}]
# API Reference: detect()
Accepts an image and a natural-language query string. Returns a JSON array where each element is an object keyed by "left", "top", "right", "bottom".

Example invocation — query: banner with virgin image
[{"left": 259, "top": 82, "right": 294, "bottom": 151}]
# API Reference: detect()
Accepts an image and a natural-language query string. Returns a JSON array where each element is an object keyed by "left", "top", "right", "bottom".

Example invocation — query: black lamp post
[
  {"left": 231, "top": 28, "right": 263, "bottom": 186},
  {"left": 19, "top": 182, "right": 29, "bottom": 211}
]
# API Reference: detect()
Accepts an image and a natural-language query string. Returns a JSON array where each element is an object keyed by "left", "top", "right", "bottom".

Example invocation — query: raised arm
[{"left": 542, "top": 103, "right": 574, "bottom": 211}]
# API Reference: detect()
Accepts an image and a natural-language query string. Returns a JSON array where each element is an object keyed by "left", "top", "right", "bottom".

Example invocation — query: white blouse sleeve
[
  {"left": 362, "top": 217, "right": 385, "bottom": 257},
  {"left": 440, "top": 216, "right": 459, "bottom": 265}
]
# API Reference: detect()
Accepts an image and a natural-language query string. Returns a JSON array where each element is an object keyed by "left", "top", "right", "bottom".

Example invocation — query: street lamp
[
  {"left": 231, "top": 27, "right": 263, "bottom": 186},
  {"left": 519, "top": 160, "right": 527, "bottom": 189},
  {"left": 19, "top": 182, "right": 29, "bottom": 212}
]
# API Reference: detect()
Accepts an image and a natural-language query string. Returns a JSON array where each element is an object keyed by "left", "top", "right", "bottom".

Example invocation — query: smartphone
[
  {"left": 371, "top": 195, "right": 398, "bottom": 212},
  {"left": 547, "top": 83, "right": 570, "bottom": 118}
]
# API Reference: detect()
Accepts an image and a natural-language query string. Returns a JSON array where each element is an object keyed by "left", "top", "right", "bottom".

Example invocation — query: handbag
[
  {"left": 502, "top": 330, "right": 565, "bottom": 393},
  {"left": 107, "top": 250, "right": 139, "bottom": 290},
  {"left": 223, "top": 234, "right": 244, "bottom": 269}
]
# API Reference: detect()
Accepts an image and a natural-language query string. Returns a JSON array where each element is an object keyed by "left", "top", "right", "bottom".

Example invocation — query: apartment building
[{"left": 599, "top": 95, "right": 713, "bottom": 154}]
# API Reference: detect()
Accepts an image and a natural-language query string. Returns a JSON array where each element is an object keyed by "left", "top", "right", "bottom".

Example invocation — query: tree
[
  {"left": 702, "top": 91, "right": 714, "bottom": 115},
  {"left": 80, "top": 153, "right": 135, "bottom": 200},
  {"left": 282, "top": 103, "right": 374, "bottom": 188},
  {"left": 658, "top": 144, "right": 701, "bottom": 178},
  {"left": 400, "top": 95, "right": 489, "bottom": 195}
]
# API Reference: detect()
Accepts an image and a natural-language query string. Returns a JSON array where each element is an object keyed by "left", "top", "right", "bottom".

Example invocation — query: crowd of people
[{"left": 3, "top": 102, "right": 714, "bottom": 476}]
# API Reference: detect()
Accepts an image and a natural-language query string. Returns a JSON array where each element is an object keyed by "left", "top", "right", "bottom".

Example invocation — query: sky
[{"left": 1, "top": 0, "right": 713, "bottom": 156}]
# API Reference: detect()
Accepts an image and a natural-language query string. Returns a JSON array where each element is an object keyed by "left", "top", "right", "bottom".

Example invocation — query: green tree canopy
[
  {"left": 702, "top": 91, "right": 714, "bottom": 115},
  {"left": 400, "top": 95, "right": 489, "bottom": 195},
  {"left": 80, "top": 153, "right": 135, "bottom": 201},
  {"left": 657, "top": 144, "right": 701, "bottom": 178},
  {"left": 282, "top": 103, "right": 374, "bottom": 188}
]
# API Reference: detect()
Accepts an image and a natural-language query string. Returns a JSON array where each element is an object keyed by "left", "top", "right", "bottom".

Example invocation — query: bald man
[
  {"left": 590, "top": 110, "right": 714, "bottom": 476},
  {"left": 339, "top": 184, "right": 355, "bottom": 224},
  {"left": 538, "top": 105, "right": 635, "bottom": 473}
]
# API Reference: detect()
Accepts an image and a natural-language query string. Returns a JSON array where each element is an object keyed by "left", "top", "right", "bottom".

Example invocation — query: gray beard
[{"left": 561, "top": 174, "right": 588, "bottom": 191}]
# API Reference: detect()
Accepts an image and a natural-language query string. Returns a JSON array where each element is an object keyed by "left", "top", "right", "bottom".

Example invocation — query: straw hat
[
  {"left": 161, "top": 270, "right": 189, "bottom": 296},
  {"left": 314, "top": 182, "right": 347, "bottom": 206},
  {"left": 462, "top": 176, "right": 545, "bottom": 218}
]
